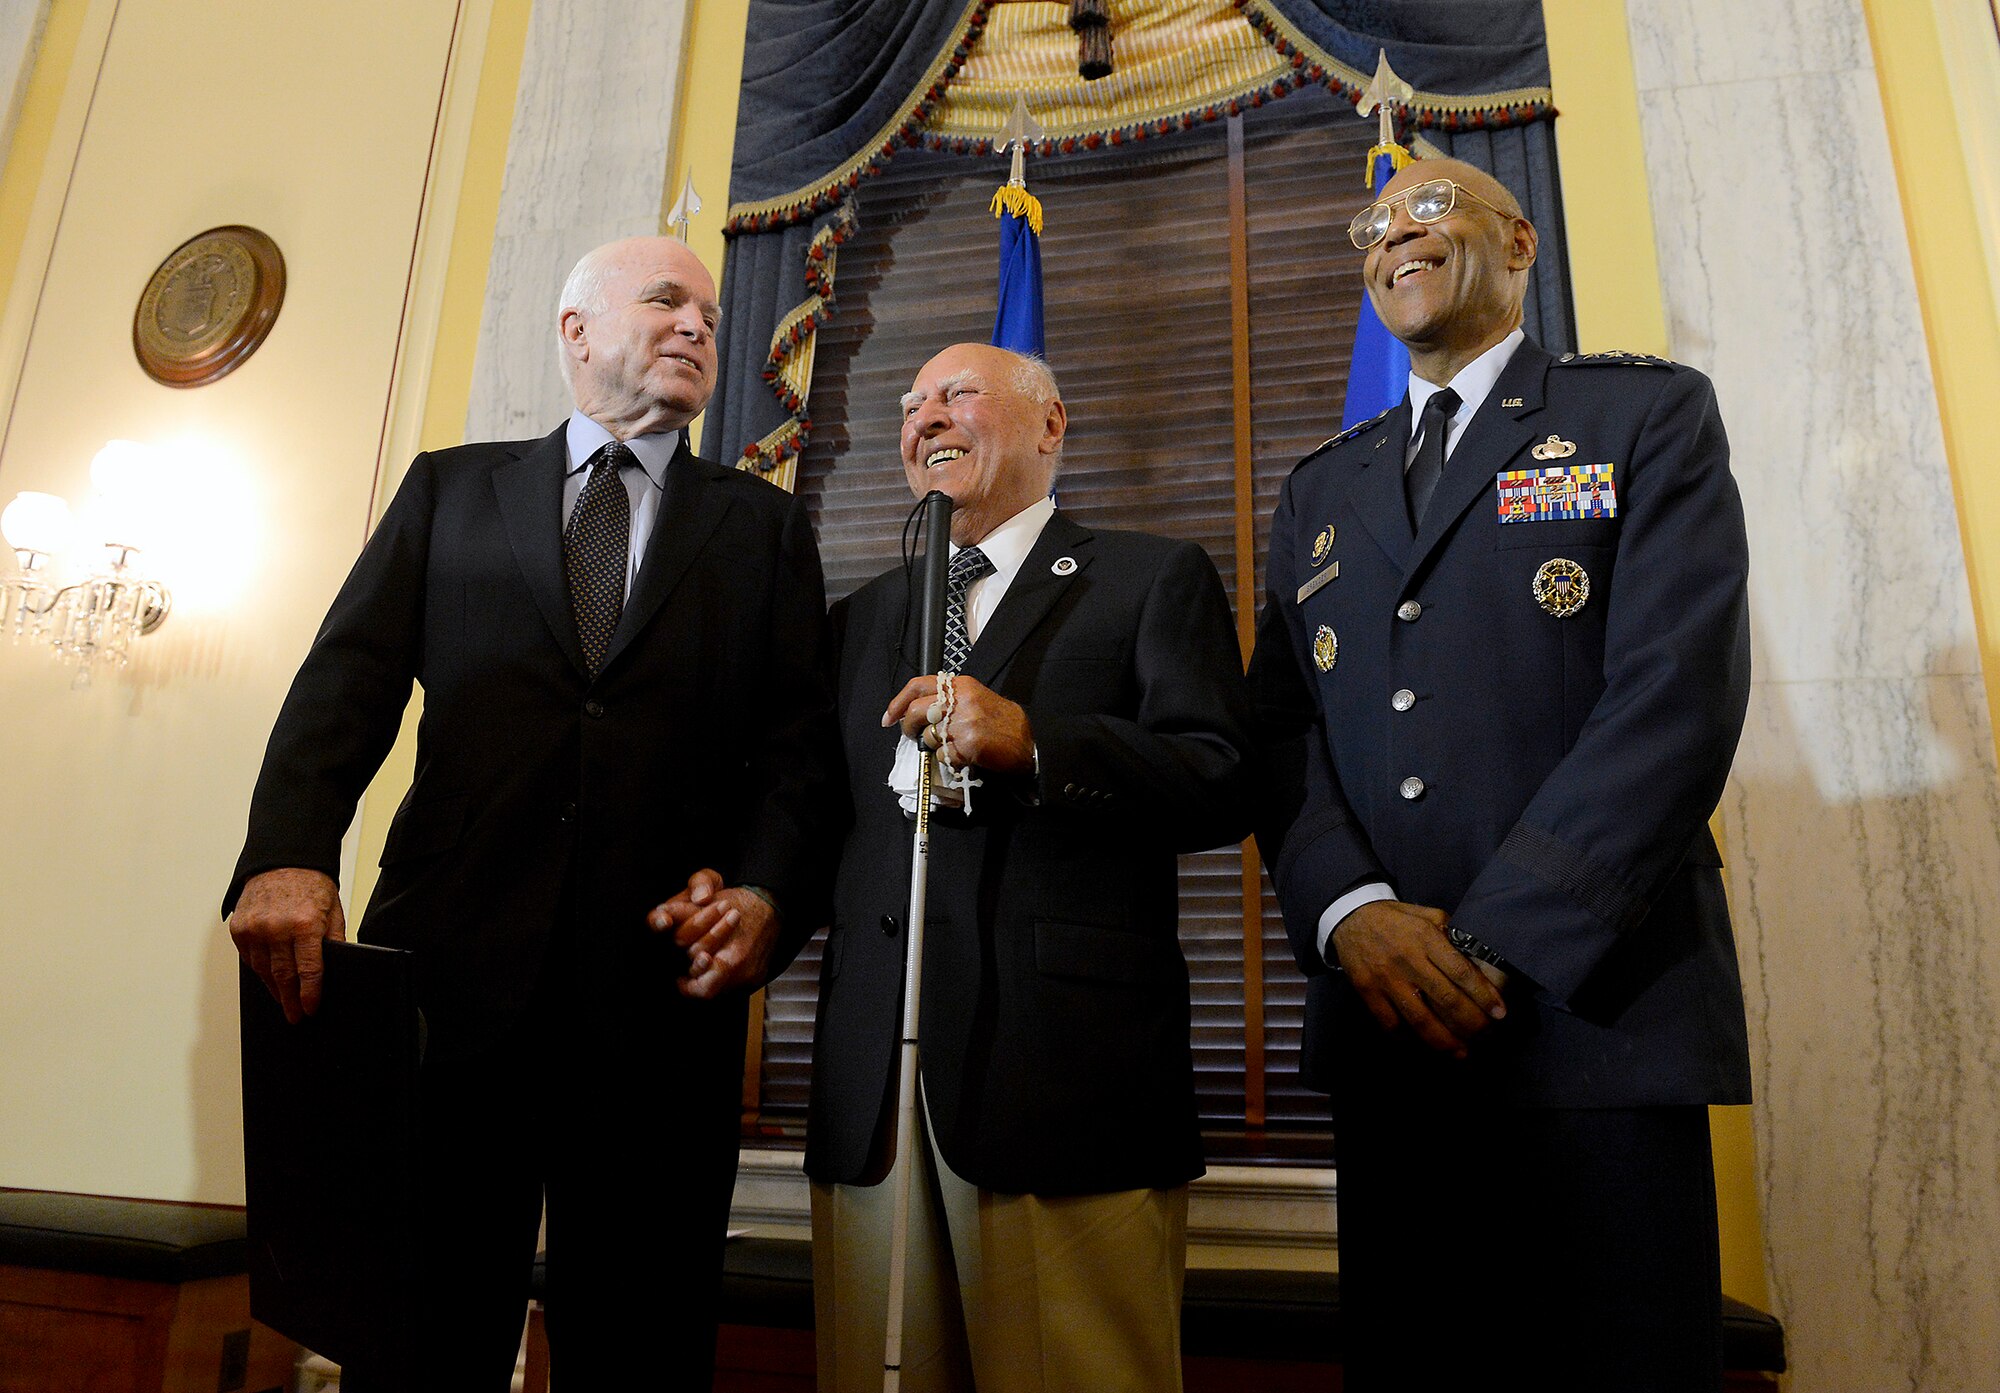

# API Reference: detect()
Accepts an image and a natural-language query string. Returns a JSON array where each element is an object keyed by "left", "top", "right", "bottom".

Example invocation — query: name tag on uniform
[
  {"left": 1497, "top": 462, "right": 1618, "bottom": 523},
  {"left": 1295, "top": 564, "right": 1337, "bottom": 603}
]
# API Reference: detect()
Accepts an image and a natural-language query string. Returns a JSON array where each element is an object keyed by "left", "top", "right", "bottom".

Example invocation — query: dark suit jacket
[
  {"left": 1250, "top": 340, "right": 1753, "bottom": 1109},
  {"left": 227, "top": 426, "right": 840, "bottom": 1057},
  {"left": 804, "top": 511, "right": 1256, "bottom": 1196}
]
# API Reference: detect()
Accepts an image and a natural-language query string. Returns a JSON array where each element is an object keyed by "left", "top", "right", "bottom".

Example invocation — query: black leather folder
[{"left": 239, "top": 939, "right": 422, "bottom": 1371}]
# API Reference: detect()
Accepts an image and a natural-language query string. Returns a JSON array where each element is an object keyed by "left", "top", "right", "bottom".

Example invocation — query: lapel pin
[
  {"left": 1311, "top": 525, "right": 1336, "bottom": 565},
  {"left": 1502, "top": 396, "right": 1524, "bottom": 408},
  {"left": 1531, "top": 435, "right": 1577, "bottom": 460},
  {"left": 1051, "top": 556, "right": 1077, "bottom": 576}
]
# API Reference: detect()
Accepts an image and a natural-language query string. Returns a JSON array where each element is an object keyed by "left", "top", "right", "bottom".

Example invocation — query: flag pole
[
  {"left": 882, "top": 489, "right": 953, "bottom": 1393},
  {"left": 1342, "top": 51, "right": 1416, "bottom": 428}
]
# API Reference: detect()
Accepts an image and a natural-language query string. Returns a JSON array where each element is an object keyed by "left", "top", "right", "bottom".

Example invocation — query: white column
[{"left": 465, "top": 0, "right": 693, "bottom": 441}]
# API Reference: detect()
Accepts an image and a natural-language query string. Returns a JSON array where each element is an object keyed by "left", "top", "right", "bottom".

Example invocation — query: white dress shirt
[
  {"left": 889, "top": 495, "right": 1057, "bottom": 811},
  {"left": 562, "top": 411, "right": 677, "bottom": 593},
  {"left": 1316, "top": 328, "right": 1526, "bottom": 964}
]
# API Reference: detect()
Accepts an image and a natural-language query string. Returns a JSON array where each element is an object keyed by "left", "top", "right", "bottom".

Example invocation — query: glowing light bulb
[
  {"left": 87, "top": 439, "right": 162, "bottom": 552},
  {"left": 2, "top": 491, "right": 73, "bottom": 559}
]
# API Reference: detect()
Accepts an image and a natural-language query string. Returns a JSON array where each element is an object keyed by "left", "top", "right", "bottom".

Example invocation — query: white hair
[
  {"left": 1003, "top": 350, "right": 1063, "bottom": 477},
  {"left": 1008, "top": 351, "right": 1059, "bottom": 406},
  {"left": 555, "top": 243, "right": 621, "bottom": 384}
]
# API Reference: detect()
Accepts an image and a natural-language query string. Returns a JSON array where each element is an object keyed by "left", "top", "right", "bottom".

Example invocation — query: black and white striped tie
[
  {"left": 564, "top": 441, "right": 632, "bottom": 676},
  {"left": 941, "top": 545, "right": 993, "bottom": 674}
]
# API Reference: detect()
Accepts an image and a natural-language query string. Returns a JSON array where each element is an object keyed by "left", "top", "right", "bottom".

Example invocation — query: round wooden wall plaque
[{"left": 133, "top": 225, "right": 286, "bottom": 388}]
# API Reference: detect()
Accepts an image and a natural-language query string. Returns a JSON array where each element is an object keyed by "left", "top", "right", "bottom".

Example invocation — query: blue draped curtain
[{"left": 711, "top": 0, "right": 1574, "bottom": 473}]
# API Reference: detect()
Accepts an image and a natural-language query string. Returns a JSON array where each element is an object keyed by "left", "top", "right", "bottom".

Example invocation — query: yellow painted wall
[
  {"left": 1864, "top": 0, "right": 2000, "bottom": 771},
  {"left": 0, "top": 0, "right": 466, "bottom": 1202},
  {"left": 351, "top": 0, "right": 531, "bottom": 915},
  {"left": 1541, "top": 0, "right": 1770, "bottom": 1310},
  {"left": 669, "top": 0, "right": 749, "bottom": 457},
  {"left": 0, "top": 0, "right": 82, "bottom": 319}
]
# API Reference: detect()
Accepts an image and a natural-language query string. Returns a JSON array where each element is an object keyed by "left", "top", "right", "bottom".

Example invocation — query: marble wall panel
[
  {"left": 1628, "top": 0, "right": 1865, "bottom": 91},
  {"left": 1627, "top": 2, "right": 2000, "bottom": 1389},
  {"left": 0, "top": 0, "right": 50, "bottom": 171},
  {"left": 465, "top": 0, "right": 691, "bottom": 442}
]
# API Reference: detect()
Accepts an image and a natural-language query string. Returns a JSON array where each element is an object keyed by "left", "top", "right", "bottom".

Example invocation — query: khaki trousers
[{"left": 810, "top": 1097, "right": 1187, "bottom": 1393}]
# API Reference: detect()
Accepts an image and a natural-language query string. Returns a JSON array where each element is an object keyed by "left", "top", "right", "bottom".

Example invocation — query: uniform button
[
  {"left": 584, "top": 699, "right": 605, "bottom": 718},
  {"left": 880, "top": 913, "right": 899, "bottom": 937},
  {"left": 1064, "top": 782, "right": 1079, "bottom": 798},
  {"left": 1399, "top": 776, "right": 1425, "bottom": 801},
  {"left": 558, "top": 802, "right": 578, "bottom": 824},
  {"left": 1397, "top": 600, "right": 1422, "bottom": 622},
  {"left": 1391, "top": 688, "right": 1416, "bottom": 712}
]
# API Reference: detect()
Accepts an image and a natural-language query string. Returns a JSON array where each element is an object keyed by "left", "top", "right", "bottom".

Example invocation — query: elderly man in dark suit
[
  {"left": 1250, "top": 158, "right": 1752, "bottom": 1390},
  {"left": 225, "top": 235, "right": 839, "bottom": 1390},
  {"left": 807, "top": 343, "right": 1255, "bottom": 1393}
]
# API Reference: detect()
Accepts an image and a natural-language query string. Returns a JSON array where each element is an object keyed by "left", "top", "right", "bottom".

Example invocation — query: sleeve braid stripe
[{"left": 1498, "top": 822, "right": 1647, "bottom": 930}]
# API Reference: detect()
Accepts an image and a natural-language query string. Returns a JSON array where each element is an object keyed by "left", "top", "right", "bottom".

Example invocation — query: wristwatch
[{"left": 1445, "top": 924, "right": 1508, "bottom": 969}]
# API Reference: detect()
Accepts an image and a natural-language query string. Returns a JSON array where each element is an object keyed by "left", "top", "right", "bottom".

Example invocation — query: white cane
[{"left": 883, "top": 490, "right": 953, "bottom": 1392}]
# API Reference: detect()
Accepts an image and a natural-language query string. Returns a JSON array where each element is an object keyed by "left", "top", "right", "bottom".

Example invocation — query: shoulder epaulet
[
  {"left": 1553, "top": 350, "right": 1679, "bottom": 369},
  {"left": 1300, "top": 406, "right": 1394, "bottom": 465}
]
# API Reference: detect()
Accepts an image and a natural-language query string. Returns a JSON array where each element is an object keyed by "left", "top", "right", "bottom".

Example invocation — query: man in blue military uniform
[{"left": 1250, "top": 158, "right": 1752, "bottom": 1389}]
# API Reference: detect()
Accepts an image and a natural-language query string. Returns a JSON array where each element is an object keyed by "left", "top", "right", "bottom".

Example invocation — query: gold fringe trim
[
  {"left": 739, "top": 205, "right": 857, "bottom": 481},
  {"left": 1363, "top": 139, "right": 1413, "bottom": 185},
  {"left": 990, "top": 184, "right": 1045, "bottom": 235},
  {"left": 739, "top": 419, "right": 805, "bottom": 492},
  {"left": 930, "top": 0, "right": 1286, "bottom": 138}
]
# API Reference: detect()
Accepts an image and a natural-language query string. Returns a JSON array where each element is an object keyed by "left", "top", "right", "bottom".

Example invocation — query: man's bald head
[
  {"left": 557, "top": 236, "right": 720, "bottom": 439},
  {"left": 1360, "top": 156, "right": 1537, "bottom": 383},
  {"left": 1377, "top": 157, "right": 1523, "bottom": 220}
]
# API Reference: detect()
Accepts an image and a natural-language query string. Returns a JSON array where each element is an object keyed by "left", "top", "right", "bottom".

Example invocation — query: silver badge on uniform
[{"left": 1296, "top": 565, "right": 1338, "bottom": 604}]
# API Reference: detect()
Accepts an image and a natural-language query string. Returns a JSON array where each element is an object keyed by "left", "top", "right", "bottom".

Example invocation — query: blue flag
[
  {"left": 990, "top": 187, "right": 1045, "bottom": 357},
  {"left": 1340, "top": 151, "right": 1410, "bottom": 428}
]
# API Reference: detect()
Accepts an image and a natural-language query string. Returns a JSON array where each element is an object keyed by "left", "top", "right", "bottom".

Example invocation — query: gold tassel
[
  {"left": 1363, "top": 140, "right": 1413, "bottom": 186},
  {"left": 989, "top": 184, "right": 1044, "bottom": 236}
]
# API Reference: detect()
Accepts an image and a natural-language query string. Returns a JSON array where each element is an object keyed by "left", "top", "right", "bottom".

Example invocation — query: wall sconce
[{"left": 3, "top": 441, "right": 174, "bottom": 685}]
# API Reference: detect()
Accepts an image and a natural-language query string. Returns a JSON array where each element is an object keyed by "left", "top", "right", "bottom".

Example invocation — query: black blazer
[
  {"left": 227, "top": 426, "right": 841, "bottom": 1055},
  {"left": 805, "top": 511, "right": 1256, "bottom": 1196},
  {"left": 1251, "top": 339, "right": 1754, "bottom": 1109}
]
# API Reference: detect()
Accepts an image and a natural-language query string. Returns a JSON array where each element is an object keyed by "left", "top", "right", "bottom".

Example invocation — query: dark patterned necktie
[
  {"left": 941, "top": 545, "right": 993, "bottom": 674},
  {"left": 564, "top": 441, "right": 632, "bottom": 675},
  {"left": 1404, "top": 386, "right": 1461, "bottom": 528}
]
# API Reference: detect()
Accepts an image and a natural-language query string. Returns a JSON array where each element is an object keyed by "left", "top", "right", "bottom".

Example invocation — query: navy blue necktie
[{"left": 1405, "top": 387, "right": 1461, "bottom": 529}]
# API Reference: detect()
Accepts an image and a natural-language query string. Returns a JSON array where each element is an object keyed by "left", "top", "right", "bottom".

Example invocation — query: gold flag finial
[
  {"left": 666, "top": 173, "right": 702, "bottom": 242},
  {"left": 1355, "top": 50, "right": 1415, "bottom": 185}
]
